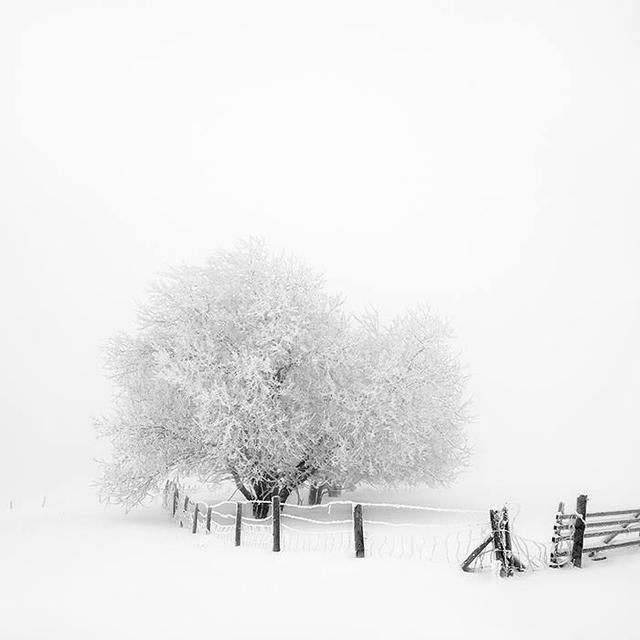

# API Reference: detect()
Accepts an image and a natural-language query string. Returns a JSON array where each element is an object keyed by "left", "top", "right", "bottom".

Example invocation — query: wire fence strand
[{"left": 163, "top": 481, "right": 550, "bottom": 572}]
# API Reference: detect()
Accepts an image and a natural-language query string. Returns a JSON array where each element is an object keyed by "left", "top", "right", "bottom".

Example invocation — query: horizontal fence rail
[
  {"left": 585, "top": 518, "right": 640, "bottom": 528},
  {"left": 587, "top": 509, "right": 640, "bottom": 517},
  {"left": 582, "top": 539, "right": 640, "bottom": 554}
]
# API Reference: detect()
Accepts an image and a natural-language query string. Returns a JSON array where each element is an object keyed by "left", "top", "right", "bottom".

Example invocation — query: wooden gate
[{"left": 550, "top": 494, "right": 640, "bottom": 567}]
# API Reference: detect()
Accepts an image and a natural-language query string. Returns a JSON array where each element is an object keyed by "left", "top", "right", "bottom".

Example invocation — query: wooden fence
[
  {"left": 164, "top": 480, "right": 367, "bottom": 558},
  {"left": 161, "top": 480, "right": 547, "bottom": 576},
  {"left": 550, "top": 494, "right": 640, "bottom": 567}
]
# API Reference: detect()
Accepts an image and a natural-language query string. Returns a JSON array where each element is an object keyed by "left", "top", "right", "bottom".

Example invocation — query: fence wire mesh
[{"left": 163, "top": 482, "right": 551, "bottom": 572}]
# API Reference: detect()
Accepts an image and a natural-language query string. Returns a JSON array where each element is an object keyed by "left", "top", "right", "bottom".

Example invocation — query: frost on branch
[{"left": 96, "top": 239, "right": 470, "bottom": 515}]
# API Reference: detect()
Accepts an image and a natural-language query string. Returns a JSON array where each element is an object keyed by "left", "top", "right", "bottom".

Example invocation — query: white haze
[{"left": 1, "top": 1, "right": 638, "bottom": 511}]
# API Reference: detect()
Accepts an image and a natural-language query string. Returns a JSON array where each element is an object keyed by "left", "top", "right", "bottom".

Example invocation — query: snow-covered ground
[{"left": 2, "top": 495, "right": 638, "bottom": 639}]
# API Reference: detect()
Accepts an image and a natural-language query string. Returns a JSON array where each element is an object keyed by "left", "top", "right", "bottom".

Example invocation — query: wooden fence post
[
  {"left": 272, "top": 496, "right": 281, "bottom": 552},
  {"left": 501, "top": 507, "right": 514, "bottom": 576},
  {"left": 235, "top": 503, "right": 243, "bottom": 547},
  {"left": 571, "top": 494, "right": 588, "bottom": 568},
  {"left": 192, "top": 503, "right": 199, "bottom": 534},
  {"left": 181, "top": 496, "right": 189, "bottom": 528},
  {"left": 489, "top": 509, "right": 508, "bottom": 577},
  {"left": 206, "top": 506, "right": 212, "bottom": 533},
  {"left": 172, "top": 486, "right": 179, "bottom": 517},
  {"left": 353, "top": 503, "right": 365, "bottom": 558},
  {"left": 550, "top": 501, "right": 565, "bottom": 567}
]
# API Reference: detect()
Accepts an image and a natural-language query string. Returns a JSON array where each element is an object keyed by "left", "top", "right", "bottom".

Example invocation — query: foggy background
[{"left": 1, "top": 1, "right": 638, "bottom": 509}]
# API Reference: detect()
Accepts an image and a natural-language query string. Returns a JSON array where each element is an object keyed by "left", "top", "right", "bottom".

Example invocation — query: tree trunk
[
  {"left": 250, "top": 479, "right": 273, "bottom": 519},
  {"left": 249, "top": 481, "right": 293, "bottom": 519},
  {"left": 308, "top": 483, "right": 329, "bottom": 505},
  {"left": 231, "top": 460, "right": 314, "bottom": 519}
]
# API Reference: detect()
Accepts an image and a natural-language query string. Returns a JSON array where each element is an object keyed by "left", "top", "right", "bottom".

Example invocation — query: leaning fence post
[
  {"left": 353, "top": 503, "right": 365, "bottom": 558},
  {"left": 235, "top": 502, "right": 243, "bottom": 546},
  {"left": 206, "top": 506, "right": 212, "bottom": 533},
  {"left": 461, "top": 534, "right": 492, "bottom": 572},
  {"left": 272, "top": 496, "right": 281, "bottom": 552},
  {"left": 571, "top": 494, "right": 588, "bottom": 568},
  {"left": 489, "top": 509, "right": 508, "bottom": 577},
  {"left": 192, "top": 503, "right": 199, "bottom": 534}
]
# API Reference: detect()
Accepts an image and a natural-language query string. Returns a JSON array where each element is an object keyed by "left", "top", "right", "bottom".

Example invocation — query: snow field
[{"left": 2, "top": 499, "right": 638, "bottom": 639}]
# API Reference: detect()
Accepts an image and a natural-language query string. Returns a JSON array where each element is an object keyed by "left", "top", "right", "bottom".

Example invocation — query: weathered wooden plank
[
  {"left": 602, "top": 512, "right": 640, "bottom": 544},
  {"left": 552, "top": 534, "right": 572, "bottom": 542},
  {"left": 587, "top": 509, "right": 640, "bottom": 518},
  {"left": 461, "top": 535, "right": 492, "bottom": 572},
  {"left": 584, "top": 539, "right": 640, "bottom": 554},
  {"left": 586, "top": 518, "right": 640, "bottom": 528},
  {"left": 556, "top": 509, "right": 640, "bottom": 520},
  {"left": 588, "top": 526, "right": 640, "bottom": 539},
  {"left": 554, "top": 526, "right": 640, "bottom": 542}
]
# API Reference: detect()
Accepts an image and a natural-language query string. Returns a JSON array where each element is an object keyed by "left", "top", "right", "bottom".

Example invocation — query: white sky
[{"left": 1, "top": 1, "right": 639, "bottom": 508}]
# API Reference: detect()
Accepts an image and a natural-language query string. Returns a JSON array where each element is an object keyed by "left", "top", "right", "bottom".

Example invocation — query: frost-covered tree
[
  {"left": 314, "top": 309, "right": 470, "bottom": 492},
  {"left": 97, "top": 240, "right": 469, "bottom": 516}
]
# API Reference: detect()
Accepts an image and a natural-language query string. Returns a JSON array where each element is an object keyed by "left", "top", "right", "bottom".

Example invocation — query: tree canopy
[{"left": 97, "top": 240, "right": 469, "bottom": 514}]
